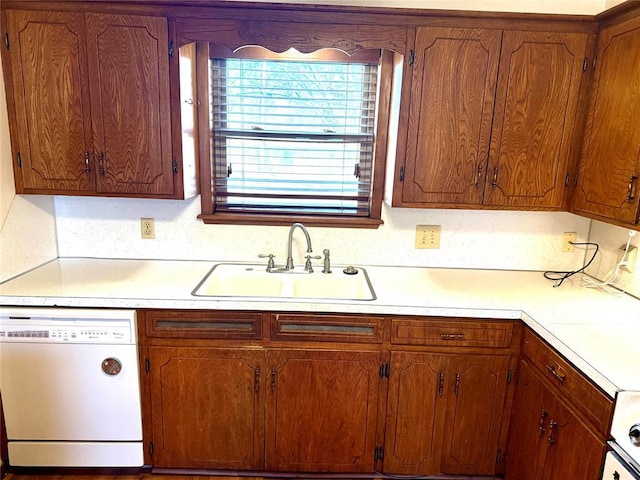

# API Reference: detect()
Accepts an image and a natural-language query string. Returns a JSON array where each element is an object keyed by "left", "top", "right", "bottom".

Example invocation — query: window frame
[{"left": 185, "top": 19, "right": 407, "bottom": 228}]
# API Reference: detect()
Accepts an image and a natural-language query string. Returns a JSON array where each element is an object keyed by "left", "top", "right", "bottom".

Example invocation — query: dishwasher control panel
[{"left": 0, "top": 308, "right": 136, "bottom": 344}]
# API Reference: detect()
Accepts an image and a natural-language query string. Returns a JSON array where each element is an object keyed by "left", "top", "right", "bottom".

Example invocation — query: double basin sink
[{"left": 192, "top": 263, "right": 376, "bottom": 301}]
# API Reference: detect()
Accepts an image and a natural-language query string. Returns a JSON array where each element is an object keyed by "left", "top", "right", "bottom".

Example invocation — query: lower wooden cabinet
[
  {"left": 383, "top": 351, "right": 514, "bottom": 475},
  {"left": 148, "top": 347, "right": 265, "bottom": 469},
  {"left": 505, "top": 359, "right": 607, "bottom": 480},
  {"left": 139, "top": 311, "right": 611, "bottom": 478},
  {"left": 265, "top": 349, "right": 381, "bottom": 472}
]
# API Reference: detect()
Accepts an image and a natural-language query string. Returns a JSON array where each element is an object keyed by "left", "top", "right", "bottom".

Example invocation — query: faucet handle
[
  {"left": 258, "top": 253, "right": 276, "bottom": 272},
  {"left": 304, "top": 254, "right": 322, "bottom": 273}
]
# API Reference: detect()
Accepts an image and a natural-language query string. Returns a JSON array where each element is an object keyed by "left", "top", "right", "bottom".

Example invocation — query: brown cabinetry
[
  {"left": 148, "top": 346, "right": 265, "bottom": 469},
  {"left": 572, "top": 14, "right": 640, "bottom": 225},
  {"left": 265, "top": 348, "right": 381, "bottom": 472},
  {"left": 505, "top": 330, "right": 612, "bottom": 480},
  {"left": 383, "top": 317, "right": 520, "bottom": 476},
  {"left": 4, "top": 10, "right": 180, "bottom": 197},
  {"left": 394, "top": 27, "right": 589, "bottom": 210}
]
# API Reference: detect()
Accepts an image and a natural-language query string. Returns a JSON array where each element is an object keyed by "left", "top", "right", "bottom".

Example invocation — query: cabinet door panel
[
  {"left": 504, "top": 359, "right": 549, "bottom": 480},
  {"left": 573, "top": 16, "right": 640, "bottom": 224},
  {"left": 485, "top": 31, "right": 587, "bottom": 208},
  {"left": 149, "top": 347, "right": 264, "bottom": 469},
  {"left": 86, "top": 14, "right": 174, "bottom": 195},
  {"left": 6, "top": 10, "right": 94, "bottom": 192},
  {"left": 383, "top": 352, "right": 445, "bottom": 474},
  {"left": 441, "top": 355, "right": 511, "bottom": 474},
  {"left": 266, "top": 349, "right": 380, "bottom": 472},
  {"left": 400, "top": 27, "right": 501, "bottom": 206},
  {"left": 542, "top": 397, "right": 605, "bottom": 480}
]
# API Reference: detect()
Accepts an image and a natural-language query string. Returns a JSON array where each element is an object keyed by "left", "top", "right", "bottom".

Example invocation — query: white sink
[{"left": 192, "top": 263, "right": 376, "bottom": 301}]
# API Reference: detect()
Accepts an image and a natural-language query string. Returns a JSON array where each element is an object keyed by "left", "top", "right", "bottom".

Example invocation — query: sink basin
[{"left": 192, "top": 263, "right": 376, "bottom": 301}]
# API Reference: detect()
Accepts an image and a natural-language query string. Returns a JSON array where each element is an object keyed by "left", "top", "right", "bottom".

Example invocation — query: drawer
[
  {"left": 270, "top": 313, "right": 384, "bottom": 343},
  {"left": 143, "top": 310, "right": 263, "bottom": 340},
  {"left": 391, "top": 317, "right": 515, "bottom": 348},
  {"left": 523, "top": 328, "right": 613, "bottom": 434}
]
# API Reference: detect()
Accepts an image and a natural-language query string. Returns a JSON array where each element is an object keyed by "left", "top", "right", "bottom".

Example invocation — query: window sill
[{"left": 198, "top": 213, "right": 383, "bottom": 229}]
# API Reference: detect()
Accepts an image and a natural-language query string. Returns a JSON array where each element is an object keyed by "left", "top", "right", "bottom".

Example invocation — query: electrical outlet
[
  {"left": 141, "top": 218, "right": 155, "bottom": 239},
  {"left": 562, "top": 232, "right": 576, "bottom": 252},
  {"left": 415, "top": 225, "right": 441, "bottom": 249},
  {"left": 617, "top": 245, "right": 637, "bottom": 273}
]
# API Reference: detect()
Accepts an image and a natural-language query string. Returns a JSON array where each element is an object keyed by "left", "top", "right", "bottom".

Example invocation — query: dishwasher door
[
  {"left": 1, "top": 342, "right": 142, "bottom": 441},
  {"left": 0, "top": 310, "right": 143, "bottom": 467}
]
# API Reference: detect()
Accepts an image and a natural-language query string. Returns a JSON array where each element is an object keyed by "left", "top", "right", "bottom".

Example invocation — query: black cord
[{"left": 544, "top": 241, "right": 599, "bottom": 287}]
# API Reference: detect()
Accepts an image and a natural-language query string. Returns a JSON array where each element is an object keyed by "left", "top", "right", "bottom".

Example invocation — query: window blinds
[{"left": 210, "top": 55, "right": 379, "bottom": 216}]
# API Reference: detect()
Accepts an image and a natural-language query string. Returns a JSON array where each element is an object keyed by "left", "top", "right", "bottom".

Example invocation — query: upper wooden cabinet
[
  {"left": 393, "top": 27, "right": 589, "bottom": 210},
  {"left": 572, "top": 14, "right": 640, "bottom": 226},
  {"left": 484, "top": 31, "right": 588, "bottom": 208},
  {"left": 4, "top": 10, "right": 186, "bottom": 198},
  {"left": 394, "top": 27, "right": 501, "bottom": 207}
]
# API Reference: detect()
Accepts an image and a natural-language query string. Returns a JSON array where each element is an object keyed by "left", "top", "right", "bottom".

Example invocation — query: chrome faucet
[{"left": 285, "top": 223, "right": 313, "bottom": 270}]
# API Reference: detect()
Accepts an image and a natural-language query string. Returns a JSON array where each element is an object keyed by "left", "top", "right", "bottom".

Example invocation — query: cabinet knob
[{"left": 630, "top": 423, "right": 640, "bottom": 446}]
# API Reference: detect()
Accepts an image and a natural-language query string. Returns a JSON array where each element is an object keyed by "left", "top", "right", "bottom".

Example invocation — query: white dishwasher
[{"left": 0, "top": 307, "right": 143, "bottom": 467}]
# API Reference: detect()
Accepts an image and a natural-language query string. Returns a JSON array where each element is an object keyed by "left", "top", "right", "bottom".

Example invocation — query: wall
[
  {"left": 2, "top": 0, "right": 640, "bottom": 300},
  {"left": 0, "top": 56, "right": 58, "bottom": 283}
]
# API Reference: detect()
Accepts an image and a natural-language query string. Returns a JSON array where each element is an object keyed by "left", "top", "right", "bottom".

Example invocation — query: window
[{"left": 199, "top": 44, "right": 395, "bottom": 227}]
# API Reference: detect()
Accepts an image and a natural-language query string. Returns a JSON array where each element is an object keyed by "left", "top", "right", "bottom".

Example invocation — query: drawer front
[
  {"left": 523, "top": 329, "right": 613, "bottom": 434},
  {"left": 144, "top": 310, "right": 263, "bottom": 340},
  {"left": 391, "top": 317, "right": 515, "bottom": 348},
  {"left": 270, "top": 314, "right": 385, "bottom": 343}
]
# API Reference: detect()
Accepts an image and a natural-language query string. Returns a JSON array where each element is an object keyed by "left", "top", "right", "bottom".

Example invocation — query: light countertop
[{"left": 1, "top": 257, "right": 639, "bottom": 397}]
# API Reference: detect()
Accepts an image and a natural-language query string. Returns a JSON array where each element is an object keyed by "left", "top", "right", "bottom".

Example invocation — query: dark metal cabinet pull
[
  {"left": 538, "top": 410, "right": 548, "bottom": 435},
  {"left": 254, "top": 368, "right": 260, "bottom": 392},
  {"left": 546, "top": 364, "right": 566, "bottom": 382},
  {"left": 627, "top": 175, "right": 638, "bottom": 201},
  {"left": 271, "top": 368, "right": 277, "bottom": 391},
  {"left": 84, "top": 151, "right": 91, "bottom": 174},
  {"left": 491, "top": 166, "right": 499, "bottom": 188},
  {"left": 441, "top": 333, "right": 465, "bottom": 340},
  {"left": 547, "top": 420, "right": 558, "bottom": 445},
  {"left": 98, "top": 152, "right": 105, "bottom": 175},
  {"left": 454, "top": 373, "right": 461, "bottom": 397},
  {"left": 438, "top": 372, "right": 445, "bottom": 397}
]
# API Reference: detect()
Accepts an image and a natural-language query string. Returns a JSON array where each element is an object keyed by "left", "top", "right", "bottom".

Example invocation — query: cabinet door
[
  {"left": 85, "top": 14, "right": 174, "bottom": 195},
  {"left": 505, "top": 359, "right": 606, "bottom": 480},
  {"left": 504, "top": 359, "right": 549, "bottom": 480},
  {"left": 573, "top": 16, "right": 640, "bottom": 224},
  {"left": 395, "top": 27, "right": 501, "bottom": 207},
  {"left": 484, "top": 31, "right": 588, "bottom": 208},
  {"left": 5, "top": 10, "right": 94, "bottom": 192},
  {"left": 441, "top": 355, "right": 511, "bottom": 475},
  {"left": 149, "top": 347, "right": 265, "bottom": 469},
  {"left": 542, "top": 396, "right": 605, "bottom": 480},
  {"left": 383, "top": 352, "right": 446, "bottom": 474},
  {"left": 266, "top": 349, "right": 381, "bottom": 472}
]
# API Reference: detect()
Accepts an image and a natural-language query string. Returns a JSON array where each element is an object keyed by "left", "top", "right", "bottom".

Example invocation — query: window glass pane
[{"left": 210, "top": 52, "right": 378, "bottom": 217}]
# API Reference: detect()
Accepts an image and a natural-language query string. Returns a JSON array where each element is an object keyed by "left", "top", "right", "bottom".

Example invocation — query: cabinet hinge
[
  {"left": 507, "top": 369, "right": 512, "bottom": 384},
  {"left": 582, "top": 57, "right": 588, "bottom": 72},
  {"left": 4, "top": 33, "right": 9, "bottom": 50},
  {"left": 172, "top": 157, "right": 178, "bottom": 174},
  {"left": 565, "top": 172, "right": 570, "bottom": 187},
  {"left": 149, "top": 441, "right": 154, "bottom": 455},
  {"left": 169, "top": 40, "right": 175, "bottom": 58},
  {"left": 16, "top": 152, "right": 22, "bottom": 168},
  {"left": 592, "top": 55, "right": 597, "bottom": 71},
  {"left": 399, "top": 166, "right": 405, "bottom": 182},
  {"left": 374, "top": 446, "right": 385, "bottom": 461},
  {"left": 379, "top": 362, "right": 390, "bottom": 378},
  {"left": 408, "top": 49, "right": 415, "bottom": 66},
  {"left": 145, "top": 358, "right": 150, "bottom": 373},
  {"left": 496, "top": 449, "right": 501, "bottom": 464}
]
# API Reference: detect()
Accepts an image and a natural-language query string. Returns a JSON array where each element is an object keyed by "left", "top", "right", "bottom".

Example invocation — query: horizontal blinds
[{"left": 210, "top": 56, "right": 378, "bottom": 216}]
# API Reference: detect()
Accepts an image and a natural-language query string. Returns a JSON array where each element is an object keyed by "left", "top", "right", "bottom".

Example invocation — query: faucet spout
[{"left": 286, "top": 223, "right": 313, "bottom": 270}]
